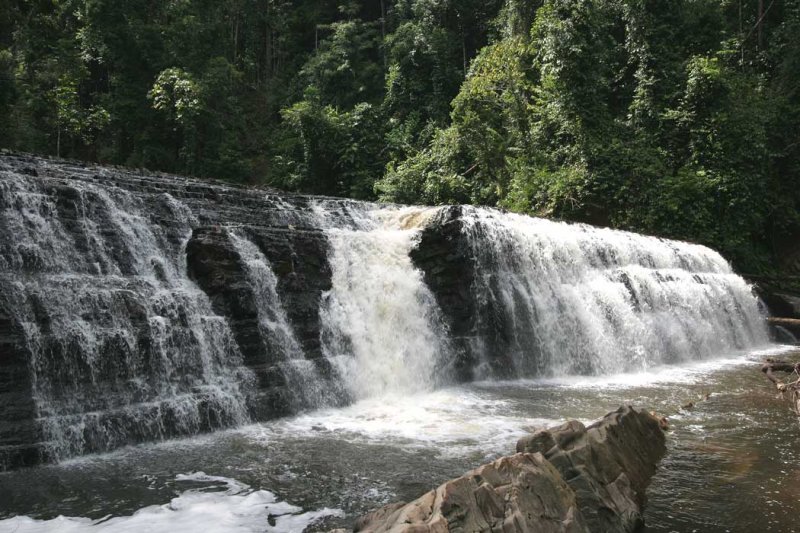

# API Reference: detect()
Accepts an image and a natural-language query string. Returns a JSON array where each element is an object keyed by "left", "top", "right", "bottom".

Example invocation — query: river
[{"left": 1, "top": 345, "right": 797, "bottom": 532}]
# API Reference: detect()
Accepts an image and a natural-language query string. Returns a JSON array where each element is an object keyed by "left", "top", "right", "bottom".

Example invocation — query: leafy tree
[
  {"left": 0, "top": 0, "right": 799, "bottom": 275},
  {"left": 276, "top": 89, "right": 386, "bottom": 199},
  {"left": 299, "top": 18, "right": 384, "bottom": 109}
]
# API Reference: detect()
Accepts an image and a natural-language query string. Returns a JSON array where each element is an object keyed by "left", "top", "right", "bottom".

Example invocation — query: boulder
[
  {"left": 517, "top": 406, "right": 666, "bottom": 532},
  {"left": 353, "top": 406, "right": 666, "bottom": 533},
  {"left": 355, "top": 453, "right": 585, "bottom": 533}
]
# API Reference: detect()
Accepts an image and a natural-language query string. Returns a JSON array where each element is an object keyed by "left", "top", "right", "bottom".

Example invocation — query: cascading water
[
  {"left": 316, "top": 204, "right": 453, "bottom": 399},
  {"left": 456, "top": 207, "right": 768, "bottom": 377},
  {"left": 0, "top": 155, "right": 773, "bottom": 469},
  {"left": 0, "top": 172, "right": 253, "bottom": 461},
  {"left": 227, "top": 231, "right": 340, "bottom": 409}
]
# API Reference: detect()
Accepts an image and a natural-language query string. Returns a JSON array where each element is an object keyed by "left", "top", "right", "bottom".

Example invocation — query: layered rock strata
[{"left": 0, "top": 153, "right": 357, "bottom": 468}]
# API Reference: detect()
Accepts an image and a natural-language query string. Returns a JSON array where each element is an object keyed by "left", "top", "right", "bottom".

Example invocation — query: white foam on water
[
  {"left": 246, "top": 388, "right": 559, "bottom": 458},
  {"left": 0, "top": 472, "right": 342, "bottom": 533},
  {"left": 477, "top": 344, "right": 796, "bottom": 390}
]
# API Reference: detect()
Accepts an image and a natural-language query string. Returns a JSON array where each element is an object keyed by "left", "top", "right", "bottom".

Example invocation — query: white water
[
  {"left": 247, "top": 389, "right": 558, "bottom": 460},
  {"left": 0, "top": 472, "right": 342, "bottom": 533},
  {"left": 459, "top": 207, "right": 768, "bottom": 377},
  {"left": 0, "top": 175, "right": 253, "bottom": 459},
  {"left": 311, "top": 202, "right": 769, "bottom": 399},
  {"left": 0, "top": 164, "right": 773, "bottom": 464},
  {"left": 2, "top": 160, "right": 788, "bottom": 533},
  {"left": 318, "top": 205, "right": 452, "bottom": 399}
]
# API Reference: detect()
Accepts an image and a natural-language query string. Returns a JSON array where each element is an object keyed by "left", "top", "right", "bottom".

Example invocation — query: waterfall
[
  {"left": 457, "top": 207, "right": 768, "bottom": 377},
  {"left": 227, "top": 231, "right": 340, "bottom": 409},
  {"left": 317, "top": 205, "right": 453, "bottom": 399},
  {"left": 0, "top": 155, "right": 773, "bottom": 467},
  {"left": 0, "top": 173, "right": 253, "bottom": 461}
]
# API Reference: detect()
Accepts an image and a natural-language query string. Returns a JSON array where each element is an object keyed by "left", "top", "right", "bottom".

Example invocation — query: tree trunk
[
  {"left": 739, "top": 0, "right": 744, "bottom": 64},
  {"left": 461, "top": 27, "right": 467, "bottom": 75}
]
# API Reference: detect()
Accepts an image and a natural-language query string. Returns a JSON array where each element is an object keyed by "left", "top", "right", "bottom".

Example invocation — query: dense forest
[{"left": 1, "top": 0, "right": 799, "bottom": 274}]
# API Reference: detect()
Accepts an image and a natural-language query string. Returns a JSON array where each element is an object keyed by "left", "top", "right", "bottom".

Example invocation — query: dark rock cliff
[
  {"left": 410, "top": 205, "right": 521, "bottom": 380},
  {"left": 0, "top": 297, "right": 40, "bottom": 469},
  {"left": 185, "top": 225, "right": 344, "bottom": 417}
]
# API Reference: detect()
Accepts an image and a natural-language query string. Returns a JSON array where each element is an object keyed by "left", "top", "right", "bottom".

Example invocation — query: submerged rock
[{"left": 352, "top": 406, "right": 666, "bottom": 533}]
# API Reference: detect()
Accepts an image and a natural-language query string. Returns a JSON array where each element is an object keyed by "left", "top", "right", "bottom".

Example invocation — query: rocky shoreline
[{"left": 336, "top": 406, "right": 666, "bottom": 533}]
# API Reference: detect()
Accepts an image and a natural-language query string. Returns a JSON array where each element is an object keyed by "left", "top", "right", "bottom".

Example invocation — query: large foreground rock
[{"left": 352, "top": 406, "right": 665, "bottom": 533}]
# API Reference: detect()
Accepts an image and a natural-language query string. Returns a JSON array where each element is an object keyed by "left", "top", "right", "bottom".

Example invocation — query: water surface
[{"left": 2, "top": 346, "right": 798, "bottom": 532}]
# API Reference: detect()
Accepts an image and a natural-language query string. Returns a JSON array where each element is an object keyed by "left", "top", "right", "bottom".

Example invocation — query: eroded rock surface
[{"left": 353, "top": 406, "right": 666, "bottom": 533}]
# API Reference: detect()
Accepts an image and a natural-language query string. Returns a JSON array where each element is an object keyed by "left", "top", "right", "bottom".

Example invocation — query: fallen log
[{"left": 761, "top": 359, "right": 800, "bottom": 414}]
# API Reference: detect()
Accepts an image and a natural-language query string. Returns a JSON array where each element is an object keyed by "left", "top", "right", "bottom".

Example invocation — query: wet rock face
[
  {"left": 410, "top": 206, "right": 519, "bottom": 380},
  {"left": 756, "top": 288, "right": 800, "bottom": 320},
  {"left": 242, "top": 226, "right": 333, "bottom": 362},
  {"left": 0, "top": 299, "right": 40, "bottom": 470},
  {"left": 755, "top": 285, "right": 800, "bottom": 342},
  {"left": 186, "top": 225, "right": 337, "bottom": 418},
  {"left": 354, "top": 406, "right": 666, "bottom": 533},
  {"left": 409, "top": 206, "right": 477, "bottom": 382},
  {"left": 0, "top": 152, "right": 358, "bottom": 469}
]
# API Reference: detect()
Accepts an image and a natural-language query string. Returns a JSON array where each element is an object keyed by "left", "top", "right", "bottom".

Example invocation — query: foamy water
[
  {"left": 246, "top": 389, "right": 559, "bottom": 459},
  {"left": 0, "top": 473, "right": 342, "bottom": 533},
  {"left": 487, "top": 344, "right": 796, "bottom": 390},
  {"left": 1, "top": 345, "right": 798, "bottom": 532}
]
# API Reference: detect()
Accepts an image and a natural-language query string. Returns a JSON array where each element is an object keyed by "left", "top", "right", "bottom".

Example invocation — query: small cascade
[
  {"left": 318, "top": 205, "right": 453, "bottom": 399},
  {"left": 227, "top": 231, "right": 341, "bottom": 409},
  {"left": 456, "top": 207, "right": 769, "bottom": 377}
]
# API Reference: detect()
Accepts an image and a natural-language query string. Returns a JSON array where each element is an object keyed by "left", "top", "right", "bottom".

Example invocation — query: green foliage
[
  {"left": 149, "top": 68, "right": 202, "bottom": 123},
  {"left": 0, "top": 48, "right": 17, "bottom": 147},
  {"left": 1, "top": 0, "right": 799, "bottom": 274},
  {"left": 378, "top": 36, "right": 538, "bottom": 205},
  {"left": 54, "top": 74, "right": 111, "bottom": 147},
  {"left": 300, "top": 19, "right": 384, "bottom": 109},
  {"left": 276, "top": 90, "right": 386, "bottom": 199}
]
